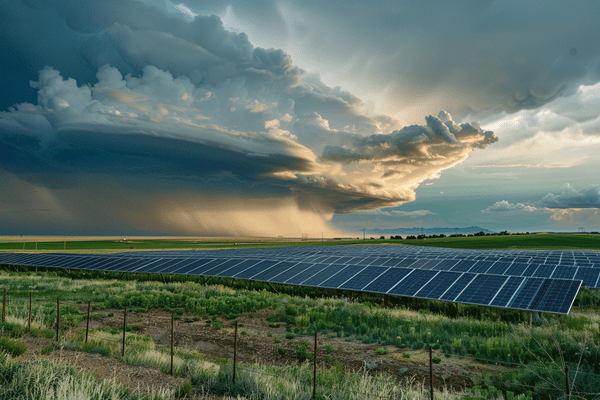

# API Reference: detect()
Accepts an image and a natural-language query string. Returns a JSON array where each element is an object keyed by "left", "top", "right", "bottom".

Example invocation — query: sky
[{"left": 1, "top": 0, "right": 599, "bottom": 237}]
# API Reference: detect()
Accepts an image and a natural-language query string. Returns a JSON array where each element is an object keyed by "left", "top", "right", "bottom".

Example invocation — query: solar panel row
[{"left": 0, "top": 250, "right": 581, "bottom": 315}]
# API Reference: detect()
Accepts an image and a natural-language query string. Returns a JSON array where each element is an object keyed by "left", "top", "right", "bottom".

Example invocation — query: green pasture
[
  {"left": 0, "top": 233, "right": 599, "bottom": 252},
  {"left": 388, "top": 233, "right": 600, "bottom": 250}
]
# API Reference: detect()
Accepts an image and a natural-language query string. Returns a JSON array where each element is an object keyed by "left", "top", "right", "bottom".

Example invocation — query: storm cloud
[
  {"left": 0, "top": 0, "right": 499, "bottom": 236},
  {"left": 157, "top": 0, "right": 600, "bottom": 124}
]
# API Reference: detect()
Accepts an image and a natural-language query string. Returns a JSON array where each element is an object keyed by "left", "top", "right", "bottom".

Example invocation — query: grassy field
[
  {"left": 3, "top": 270, "right": 597, "bottom": 399},
  {"left": 0, "top": 233, "right": 599, "bottom": 252},
  {"left": 390, "top": 233, "right": 600, "bottom": 250}
]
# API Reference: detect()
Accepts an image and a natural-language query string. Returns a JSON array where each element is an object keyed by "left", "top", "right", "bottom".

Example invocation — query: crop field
[{"left": 1, "top": 234, "right": 600, "bottom": 399}]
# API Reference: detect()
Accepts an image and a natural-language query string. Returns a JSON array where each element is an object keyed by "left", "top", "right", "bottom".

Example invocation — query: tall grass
[{"left": 0, "top": 352, "right": 172, "bottom": 399}]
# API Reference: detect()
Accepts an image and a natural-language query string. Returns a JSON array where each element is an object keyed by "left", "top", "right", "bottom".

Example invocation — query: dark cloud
[
  {"left": 0, "top": 0, "right": 500, "bottom": 235},
  {"left": 483, "top": 185, "right": 600, "bottom": 215},
  {"left": 171, "top": 0, "right": 600, "bottom": 121},
  {"left": 539, "top": 184, "right": 600, "bottom": 209}
]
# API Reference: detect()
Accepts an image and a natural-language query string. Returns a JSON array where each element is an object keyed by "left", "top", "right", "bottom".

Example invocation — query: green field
[
  {"left": 1, "top": 233, "right": 599, "bottom": 252},
  {"left": 387, "top": 233, "right": 600, "bottom": 250}
]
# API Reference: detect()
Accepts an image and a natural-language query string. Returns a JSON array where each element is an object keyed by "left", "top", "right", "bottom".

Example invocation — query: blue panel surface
[
  {"left": 456, "top": 274, "right": 508, "bottom": 305},
  {"left": 340, "top": 266, "right": 389, "bottom": 290},
  {"left": 251, "top": 261, "right": 297, "bottom": 281},
  {"left": 302, "top": 264, "right": 346, "bottom": 286},
  {"left": 285, "top": 264, "right": 329, "bottom": 285},
  {"left": 320, "top": 265, "right": 365, "bottom": 288},
  {"left": 363, "top": 268, "right": 413, "bottom": 293},
  {"left": 509, "top": 278, "right": 545, "bottom": 310},
  {"left": 389, "top": 270, "right": 438, "bottom": 296},
  {"left": 232, "top": 260, "right": 277, "bottom": 279},
  {"left": 415, "top": 271, "right": 461, "bottom": 299},
  {"left": 440, "top": 274, "right": 477, "bottom": 301},
  {"left": 490, "top": 276, "right": 524, "bottom": 307}
]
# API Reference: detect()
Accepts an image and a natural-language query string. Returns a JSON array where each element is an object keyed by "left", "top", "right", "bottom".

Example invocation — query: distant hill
[{"left": 367, "top": 226, "right": 495, "bottom": 236}]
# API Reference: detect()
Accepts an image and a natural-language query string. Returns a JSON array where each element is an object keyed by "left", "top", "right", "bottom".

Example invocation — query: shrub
[
  {"left": 325, "top": 354, "right": 333, "bottom": 363},
  {"left": 432, "top": 356, "right": 442, "bottom": 364},
  {"left": 402, "top": 352, "right": 410, "bottom": 358},
  {"left": 0, "top": 337, "right": 27, "bottom": 357},
  {"left": 213, "top": 320, "right": 223, "bottom": 330},
  {"left": 41, "top": 344, "right": 53, "bottom": 355},
  {"left": 85, "top": 345, "right": 111, "bottom": 357},
  {"left": 295, "top": 346, "right": 312, "bottom": 362},
  {"left": 267, "top": 331, "right": 273, "bottom": 337},
  {"left": 174, "top": 381, "right": 192, "bottom": 399},
  {"left": 285, "top": 305, "right": 298, "bottom": 316},
  {"left": 274, "top": 337, "right": 280, "bottom": 343},
  {"left": 375, "top": 347, "right": 390, "bottom": 355},
  {"left": 268, "top": 322, "right": 281, "bottom": 328},
  {"left": 324, "top": 344, "right": 333, "bottom": 354},
  {"left": 278, "top": 347, "right": 287, "bottom": 355},
  {"left": 241, "top": 330, "right": 248, "bottom": 336},
  {"left": 285, "top": 333, "right": 295, "bottom": 340}
]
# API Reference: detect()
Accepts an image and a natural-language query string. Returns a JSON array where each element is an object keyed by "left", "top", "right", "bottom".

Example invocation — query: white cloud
[{"left": 482, "top": 200, "right": 539, "bottom": 213}]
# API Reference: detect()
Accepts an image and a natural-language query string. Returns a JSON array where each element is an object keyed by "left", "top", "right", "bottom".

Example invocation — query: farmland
[{"left": 1, "top": 235, "right": 600, "bottom": 399}]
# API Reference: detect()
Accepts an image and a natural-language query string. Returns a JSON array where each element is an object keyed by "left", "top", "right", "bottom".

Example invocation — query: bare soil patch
[{"left": 93, "top": 307, "right": 486, "bottom": 391}]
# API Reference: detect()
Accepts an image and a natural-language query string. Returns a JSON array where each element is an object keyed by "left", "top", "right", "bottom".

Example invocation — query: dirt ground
[
  {"left": 95, "top": 307, "right": 484, "bottom": 391},
  {"left": 12, "top": 306, "right": 504, "bottom": 398}
]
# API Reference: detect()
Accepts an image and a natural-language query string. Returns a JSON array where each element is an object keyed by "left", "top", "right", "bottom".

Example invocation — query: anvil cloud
[{"left": 0, "top": 0, "right": 501, "bottom": 236}]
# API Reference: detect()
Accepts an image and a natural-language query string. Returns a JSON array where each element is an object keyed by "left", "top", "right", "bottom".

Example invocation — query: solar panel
[
  {"left": 364, "top": 268, "right": 413, "bottom": 293},
  {"left": 389, "top": 269, "right": 438, "bottom": 297},
  {"left": 456, "top": 274, "right": 508, "bottom": 305},
  {"left": 414, "top": 271, "right": 461, "bottom": 299},
  {"left": 1, "top": 244, "right": 589, "bottom": 314}
]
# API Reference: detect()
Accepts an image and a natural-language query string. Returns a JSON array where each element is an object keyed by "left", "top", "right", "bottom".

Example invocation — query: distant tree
[
  {"left": 474, "top": 231, "right": 485, "bottom": 236},
  {"left": 406, "top": 235, "right": 416, "bottom": 240},
  {"left": 379, "top": 236, "right": 385, "bottom": 240}
]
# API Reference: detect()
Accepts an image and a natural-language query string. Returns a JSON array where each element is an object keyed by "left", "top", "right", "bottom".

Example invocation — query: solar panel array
[{"left": 0, "top": 244, "right": 589, "bottom": 315}]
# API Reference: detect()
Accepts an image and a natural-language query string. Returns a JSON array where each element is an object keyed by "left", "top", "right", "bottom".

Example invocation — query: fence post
[
  {"left": 28, "top": 292, "right": 31, "bottom": 333},
  {"left": 121, "top": 308, "right": 126, "bottom": 357},
  {"left": 170, "top": 313, "right": 174, "bottom": 376},
  {"left": 429, "top": 345, "right": 434, "bottom": 400},
  {"left": 233, "top": 321, "right": 238, "bottom": 384},
  {"left": 565, "top": 364, "right": 570, "bottom": 399},
  {"left": 2, "top": 288, "right": 5, "bottom": 323},
  {"left": 313, "top": 331, "right": 318, "bottom": 400},
  {"left": 56, "top": 296, "right": 60, "bottom": 341},
  {"left": 85, "top": 300, "right": 91, "bottom": 344}
]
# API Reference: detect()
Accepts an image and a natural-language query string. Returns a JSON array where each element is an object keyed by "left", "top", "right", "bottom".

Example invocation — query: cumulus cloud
[
  {"left": 0, "top": 0, "right": 498, "bottom": 235},
  {"left": 539, "top": 184, "right": 600, "bottom": 209},
  {"left": 482, "top": 185, "right": 600, "bottom": 224},
  {"left": 482, "top": 201, "right": 539, "bottom": 213}
]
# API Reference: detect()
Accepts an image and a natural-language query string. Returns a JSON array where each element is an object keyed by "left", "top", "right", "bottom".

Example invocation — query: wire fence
[{"left": 1, "top": 288, "right": 600, "bottom": 399}]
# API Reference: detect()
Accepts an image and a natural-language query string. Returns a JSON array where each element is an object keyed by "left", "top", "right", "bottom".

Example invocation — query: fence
[{"left": 1, "top": 288, "right": 598, "bottom": 399}]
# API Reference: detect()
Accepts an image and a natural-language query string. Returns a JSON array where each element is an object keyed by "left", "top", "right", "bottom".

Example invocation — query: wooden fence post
[
  {"left": 121, "top": 308, "right": 126, "bottom": 356},
  {"left": 565, "top": 364, "right": 570, "bottom": 399},
  {"left": 56, "top": 296, "right": 60, "bottom": 341},
  {"left": 2, "top": 288, "right": 6, "bottom": 323},
  {"left": 429, "top": 345, "right": 434, "bottom": 400},
  {"left": 233, "top": 321, "right": 238, "bottom": 384},
  {"left": 313, "top": 331, "right": 318, "bottom": 399},
  {"left": 85, "top": 300, "right": 91, "bottom": 344},
  {"left": 28, "top": 292, "right": 31, "bottom": 333},
  {"left": 170, "top": 313, "right": 174, "bottom": 376}
]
